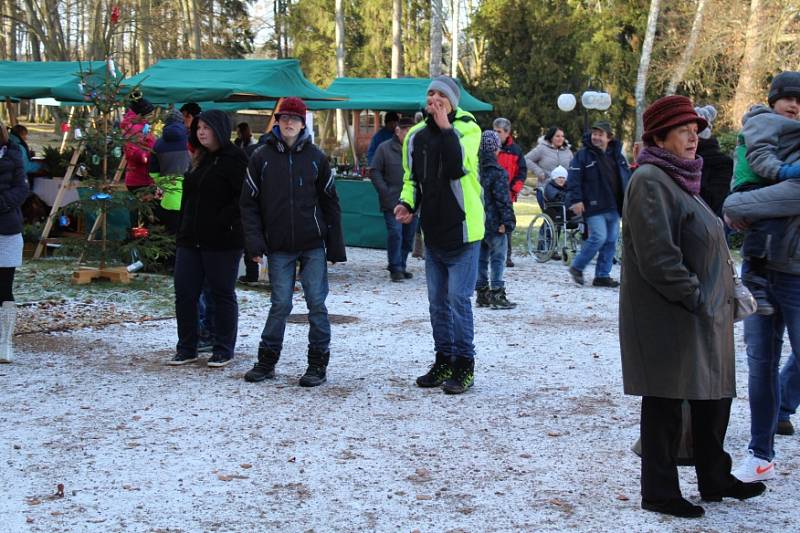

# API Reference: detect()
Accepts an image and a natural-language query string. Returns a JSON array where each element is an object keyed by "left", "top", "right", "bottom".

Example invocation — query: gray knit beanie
[
  {"left": 694, "top": 105, "right": 717, "bottom": 139},
  {"left": 427, "top": 76, "right": 461, "bottom": 110}
]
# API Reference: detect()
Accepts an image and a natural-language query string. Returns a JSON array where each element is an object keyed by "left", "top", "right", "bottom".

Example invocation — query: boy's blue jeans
[
  {"left": 477, "top": 231, "right": 507, "bottom": 289},
  {"left": 259, "top": 247, "right": 330, "bottom": 353},
  {"left": 425, "top": 242, "right": 480, "bottom": 359}
]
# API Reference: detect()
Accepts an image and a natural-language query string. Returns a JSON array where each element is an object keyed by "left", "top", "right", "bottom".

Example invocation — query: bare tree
[
  {"left": 666, "top": 0, "right": 707, "bottom": 95},
  {"left": 450, "top": 0, "right": 459, "bottom": 78},
  {"left": 335, "top": 0, "right": 346, "bottom": 140},
  {"left": 391, "top": 0, "right": 403, "bottom": 78},
  {"left": 634, "top": 0, "right": 660, "bottom": 141},
  {"left": 429, "top": 0, "right": 443, "bottom": 76},
  {"left": 732, "top": 0, "right": 764, "bottom": 122}
]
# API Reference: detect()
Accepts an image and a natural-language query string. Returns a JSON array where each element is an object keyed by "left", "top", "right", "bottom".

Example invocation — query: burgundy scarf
[{"left": 636, "top": 146, "right": 703, "bottom": 195}]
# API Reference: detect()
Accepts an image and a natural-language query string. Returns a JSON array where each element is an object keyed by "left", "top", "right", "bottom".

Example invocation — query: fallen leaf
[
  {"left": 416, "top": 494, "right": 433, "bottom": 500},
  {"left": 616, "top": 494, "right": 629, "bottom": 501},
  {"left": 240, "top": 463, "right": 252, "bottom": 469}
]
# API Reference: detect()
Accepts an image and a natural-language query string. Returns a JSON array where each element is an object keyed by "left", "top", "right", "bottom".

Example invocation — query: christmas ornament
[
  {"left": 91, "top": 154, "right": 101, "bottom": 165},
  {"left": 74, "top": 128, "right": 83, "bottom": 139},
  {"left": 58, "top": 215, "right": 70, "bottom": 227},
  {"left": 60, "top": 123, "right": 70, "bottom": 133},
  {"left": 131, "top": 227, "right": 149, "bottom": 239},
  {"left": 142, "top": 124, "right": 151, "bottom": 135},
  {"left": 110, "top": 5, "right": 121, "bottom": 25},
  {"left": 90, "top": 192, "right": 112, "bottom": 201},
  {"left": 112, "top": 146, "right": 121, "bottom": 157}
]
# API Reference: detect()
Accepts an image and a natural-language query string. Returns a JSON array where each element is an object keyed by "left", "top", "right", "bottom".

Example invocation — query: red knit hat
[
  {"left": 275, "top": 97, "right": 307, "bottom": 123},
  {"left": 642, "top": 95, "right": 708, "bottom": 144}
]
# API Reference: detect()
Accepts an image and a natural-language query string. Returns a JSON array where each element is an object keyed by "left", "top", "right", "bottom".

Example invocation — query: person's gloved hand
[{"left": 778, "top": 163, "right": 800, "bottom": 181}]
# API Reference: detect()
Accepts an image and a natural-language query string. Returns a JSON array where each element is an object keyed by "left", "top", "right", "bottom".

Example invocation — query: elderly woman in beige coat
[{"left": 620, "top": 96, "right": 765, "bottom": 518}]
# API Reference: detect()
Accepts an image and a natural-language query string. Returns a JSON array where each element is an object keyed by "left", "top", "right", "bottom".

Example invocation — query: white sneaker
[{"left": 732, "top": 450, "right": 776, "bottom": 482}]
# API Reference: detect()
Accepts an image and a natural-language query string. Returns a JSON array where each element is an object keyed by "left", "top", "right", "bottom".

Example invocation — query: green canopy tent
[
  {"left": 0, "top": 60, "right": 113, "bottom": 102},
  {"left": 310, "top": 77, "right": 493, "bottom": 112},
  {"left": 119, "top": 59, "right": 345, "bottom": 104}
]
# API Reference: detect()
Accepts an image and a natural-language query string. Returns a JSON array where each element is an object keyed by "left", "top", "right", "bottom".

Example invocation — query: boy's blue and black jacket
[
  {"left": 566, "top": 132, "right": 631, "bottom": 217},
  {"left": 240, "top": 126, "right": 346, "bottom": 263},
  {"left": 479, "top": 152, "right": 515, "bottom": 235}
]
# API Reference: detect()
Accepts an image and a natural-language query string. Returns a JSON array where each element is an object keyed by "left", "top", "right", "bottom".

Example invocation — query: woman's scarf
[{"left": 636, "top": 145, "right": 703, "bottom": 195}]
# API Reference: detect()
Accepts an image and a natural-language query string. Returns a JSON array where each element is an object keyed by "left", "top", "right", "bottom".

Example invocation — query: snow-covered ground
[{"left": 1, "top": 247, "right": 798, "bottom": 532}]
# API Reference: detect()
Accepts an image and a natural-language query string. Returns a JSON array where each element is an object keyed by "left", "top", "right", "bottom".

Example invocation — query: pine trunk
[
  {"left": 391, "top": 0, "right": 403, "bottom": 78},
  {"left": 429, "top": 0, "right": 443, "bottom": 76},
  {"left": 732, "top": 0, "right": 763, "bottom": 123},
  {"left": 634, "top": 0, "right": 660, "bottom": 141}
]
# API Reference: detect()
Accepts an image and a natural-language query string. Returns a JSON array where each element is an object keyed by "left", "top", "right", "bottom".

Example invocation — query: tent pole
[
  {"left": 59, "top": 107, "right": 75, "bottom": 154},
  {"left": 347, "top": 110, "right": 359, "bottom": 171},
  {"left": 266, "top": 98, "right": 283, "bottom": 132},
  {"left": 5, "top": 99, "right": 18, "bottom": 127}
]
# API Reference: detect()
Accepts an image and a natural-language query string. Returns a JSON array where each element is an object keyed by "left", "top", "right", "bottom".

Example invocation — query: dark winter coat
[
  {"left": 566, "top": 133, "right": 631, "bottom": 218},
  {"left": 176, "top": 110, "right": 248, "bottom": 250},
  {"left": 620, "top": 163, "right": 735, "bottom": 400},
  {"left": 0, "top": 143, "right": 29, "bottom": 235},
  {"left": 369, "top": 136, "right": 404, "bottom": 212},
  {"left": 240, "top": 126, "right": 346, "bottom": 263},
  {"left": 697, "top": 136, "right": 733, "bottom": 217},
  {"left": 479, "top": 152, "right": 516, "bottom": 235},
  {"left": 497, "top": 136, "right": 527, "bottom": 202},
  {"left": 544, "top": 180, "right": 567, "bottom": 203}
]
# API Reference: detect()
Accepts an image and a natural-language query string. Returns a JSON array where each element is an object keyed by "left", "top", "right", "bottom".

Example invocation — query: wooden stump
[{"left": 71, "top": 266, "right": 132, "bottom": 285}]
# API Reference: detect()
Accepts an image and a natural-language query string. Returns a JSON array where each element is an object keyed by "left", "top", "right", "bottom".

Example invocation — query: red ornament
[
  {"left": 60, "top": 123, "right": 70, "bottom": 133},
  {"left": 110, "top": 6, "right": 121, "bottom": 25},
  {"left": 131, "top": 227, "right": 149, "bottom": 239}
]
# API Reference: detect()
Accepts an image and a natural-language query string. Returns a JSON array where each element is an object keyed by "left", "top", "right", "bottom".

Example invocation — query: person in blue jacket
[{"left": 566, "top": 121, "right": 630, "bottom": 287}]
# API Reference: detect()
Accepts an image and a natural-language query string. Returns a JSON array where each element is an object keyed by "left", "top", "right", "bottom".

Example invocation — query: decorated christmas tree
[{"left": 45, "top": 6, "right": 175, "bottom": 282}]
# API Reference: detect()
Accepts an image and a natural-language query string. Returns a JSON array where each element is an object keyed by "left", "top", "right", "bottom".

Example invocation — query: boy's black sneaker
[
  {"left": 490, "top": 288, "right": 517, "bottom": 309},
  {"left": 238, "top": 275, "right": 259, "bottom": 286},
  {"left": 416, "top": 352, "right": 453, "bottom": 387},
  {"left": 390, "top": 271, "right": 405, "bottom": 282},
  {"left": 299, "top": 349, "right": 329, "bottom": 387},
  {"left": 244, "top": 347, "right": 280, "bottom": 382},
  {"left": 403, "top": 271, "right": 413, "bottom": 279},
  {"left": 197, "top": 338, "right": 214, "bottom": 353},
  {"left": 777, "top": 419, "right": 795, "bottom": 436},
  {"left": 442, "top": 357, "right": 474, "bottom": 394},
  {"left": 207, "top": 353, "right": 233, "bottom": 368},
  {"left": 475, "top": 286, "right": 491, "bottom": 307},
  {"left": 592, "top": 277, "right": 620, "bottom": 288},
  {"left": 167, "top": 353, "right": 198, "bottom": 366},
  {"left": 568, "top": 266, "right": 584, "bottom": 286}
]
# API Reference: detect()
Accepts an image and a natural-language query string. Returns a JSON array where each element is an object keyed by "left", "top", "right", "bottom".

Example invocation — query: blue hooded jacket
[{"left": 566, "top": 132, "right": 631, "bottom": 217}]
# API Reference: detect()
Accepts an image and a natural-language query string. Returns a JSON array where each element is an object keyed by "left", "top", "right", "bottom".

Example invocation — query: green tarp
[
  {"left": 311, "top": 77, "right": 493, "bottom": 112},
  {"left": 0, "top": 61, "right": 113, "bottom": 101},
  {"left": 337, "top": 179, "right": 387, "bottom": 249},
  {"left": 122, "top": 59, "right": 345, "bottom": 104}
]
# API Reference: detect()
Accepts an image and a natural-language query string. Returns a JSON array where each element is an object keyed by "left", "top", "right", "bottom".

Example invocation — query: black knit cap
[{"left": 768, "top": 71, "right": 800, "bottom": 106}]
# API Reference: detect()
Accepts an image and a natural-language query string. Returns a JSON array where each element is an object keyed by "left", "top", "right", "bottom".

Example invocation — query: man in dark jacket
[
  {"left": 370, "top": 116, "right": 417, "bottom": 282},
  {"left": 240, "top": 97, "right": 346, "bottom": 388},
  {"left": 566, "top": 121, "right": 630, "bottom": 287},
  {"left": 492, "top": 117, "right": 527, "bottom": 267},
  {"left": 475, "top": 131, "right": 516, "bottom": 310},
  {"left": 367, "top": 111, "right": 399, "bottom": 165}
]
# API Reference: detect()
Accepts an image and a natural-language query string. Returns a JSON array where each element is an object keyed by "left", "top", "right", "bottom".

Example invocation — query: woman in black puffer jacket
[
  {"left": 168, "top": 110, "right": 248, "bottom": 369},
  {"left": 0, "top": 121, "right": 30, "bottom": 364}
]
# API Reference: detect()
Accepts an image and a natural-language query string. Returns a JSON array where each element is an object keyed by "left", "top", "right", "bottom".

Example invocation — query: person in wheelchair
[{"left": 541, "top": 165, "right": 580, "bottom": 259}]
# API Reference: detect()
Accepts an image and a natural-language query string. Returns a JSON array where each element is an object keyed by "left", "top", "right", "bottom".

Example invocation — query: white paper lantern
[
  {"left": 597, "top": 92, "right": 612, "bottom": 110},
  {"left": 557, "top": 93, "right": 577, "bottom": 112}
]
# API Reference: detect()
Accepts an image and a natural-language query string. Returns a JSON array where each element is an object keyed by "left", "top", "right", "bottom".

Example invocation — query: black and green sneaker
[
  {"left": 475, "top": 286, "right": 491, "bottom": 307},
  {"left": 416, "top": 352, "right": 453, "bottom": 387},
  {"left": 442, "top": 357, "right": 474, "bottom": 394}
]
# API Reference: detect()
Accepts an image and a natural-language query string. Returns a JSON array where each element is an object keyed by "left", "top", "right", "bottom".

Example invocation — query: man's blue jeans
[
  {"left": 477, "top": 231, "right": 507, "bottom": 289},
  {"left": 571, "top": 210, "right": 620, "bottom": 278},
  {"left": 174, "top": 246, "right": 241, "bottom": 358},
  {"left": 743, "top": 263, "right": 800, "bottom": 461},
  {"left": 779, "top": 351, "right": 800, "bottom": 422},
  {"left": 425, "top": 241, "right": 480, "bottom": 359},
  {"left": 383, "top": 211, "right": 417, "bottom": 273},
  {"left": 260, "top": 247, "right": 330, "bottom": 353}
]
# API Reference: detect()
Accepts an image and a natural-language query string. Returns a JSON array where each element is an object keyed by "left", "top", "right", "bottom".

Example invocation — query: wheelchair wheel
[{"left": 527, "top": 213, "right": 557, "bottom": 262}]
